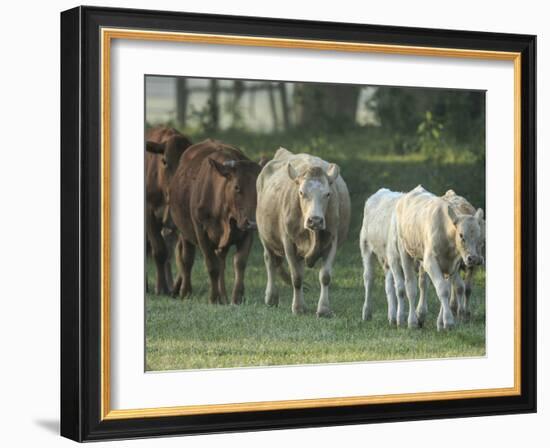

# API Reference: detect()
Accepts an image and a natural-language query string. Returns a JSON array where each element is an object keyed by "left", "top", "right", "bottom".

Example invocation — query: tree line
[{"left": 170, "top": 78, "right": 485, "bottom": 158}]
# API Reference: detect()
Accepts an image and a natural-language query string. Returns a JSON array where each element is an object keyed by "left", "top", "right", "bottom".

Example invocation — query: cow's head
[
  {"left": 146, "top": 135, "right": 192, "bottom": 182},
  {"left": 209, "top": 158, "right": 262, "bottom": 231},
  {"left": 448, "top": 206, "right": 485, "bottom": 268},
  {"left": 287, "top": 163, "right": 339, "bottom": 231}
]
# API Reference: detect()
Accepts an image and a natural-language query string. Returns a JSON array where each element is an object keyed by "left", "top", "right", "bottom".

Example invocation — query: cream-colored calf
[{"left": 395, "top": 186, "right": 484, "bottom": 330}]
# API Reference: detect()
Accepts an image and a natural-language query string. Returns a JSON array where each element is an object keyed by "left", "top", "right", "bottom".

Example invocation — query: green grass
[{"left": 146, "top": 129, "right": 486, "bottom": 371}]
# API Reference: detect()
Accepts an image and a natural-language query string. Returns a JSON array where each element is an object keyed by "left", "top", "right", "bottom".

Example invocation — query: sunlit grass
[{"left": 146, "top": 130, "right": 486, "bottom": 371}]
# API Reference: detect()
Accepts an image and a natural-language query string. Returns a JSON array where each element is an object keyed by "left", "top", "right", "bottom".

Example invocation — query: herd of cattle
[{"left": 146, "top": 126, "right": 485, "bottom": 331}]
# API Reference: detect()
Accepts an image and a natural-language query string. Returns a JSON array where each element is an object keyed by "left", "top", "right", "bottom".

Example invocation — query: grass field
[{"left": 145, "top": 129, "right": 486, "bottom": 371}]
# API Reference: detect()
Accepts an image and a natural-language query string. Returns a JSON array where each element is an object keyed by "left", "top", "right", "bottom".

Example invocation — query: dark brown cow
[
  {"left": 145, "top": 126, "right": 192, "bottom": 295},
  {"left": 168, "top": 139, "right": 261, "bottom": 304}
]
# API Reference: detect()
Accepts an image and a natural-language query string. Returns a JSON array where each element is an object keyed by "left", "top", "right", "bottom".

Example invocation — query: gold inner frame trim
[{"left": 100, "top": 27, "right": 522, "bottom": 421}]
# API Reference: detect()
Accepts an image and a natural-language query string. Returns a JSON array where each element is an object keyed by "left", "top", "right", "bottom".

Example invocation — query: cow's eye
[
  {"left": 299, "top": 190, "right": 304, "bottom": 196},
  {"left": 235, "top": 185, "right": 241, "bottom": 193},
  {"left": 162, "top": 158, "right": 167, "bottom": 166},
  {"left": 459, "top": 233, "right": 464, "bottom": 240},
  {"left": 326, "top": 192, "right": 331, "bottom": 198}
]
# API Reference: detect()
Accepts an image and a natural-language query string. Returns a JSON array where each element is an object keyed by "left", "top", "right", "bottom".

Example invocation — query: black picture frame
[{"left": 61, "top": 5, "right": 536, "bottom": 442}]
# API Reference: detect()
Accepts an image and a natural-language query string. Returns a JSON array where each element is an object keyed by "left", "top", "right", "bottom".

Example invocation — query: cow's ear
[
  {"left": 146, "top": 141, "right": 165, "bottom": 154},
  {"left": 287, "top": 162, "right": 299, "bottom": 182},
  {"left": 444, "top": 189, "right": 456, "bottom": 197},
  {"left": 447, "top": 205, "right": 459, "bottom": 226},
  {"left": 474, "top": 208, "right": 484, "bottom": 221},
  {"left": 326, "top": 164, "right": 340, "bottom": 184},
  {"left": 209, "top": 158, "right": 232, "bottom": 177}
]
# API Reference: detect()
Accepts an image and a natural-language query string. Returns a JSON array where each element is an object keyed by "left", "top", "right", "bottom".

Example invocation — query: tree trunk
[
  {"left": 278, "top": 82, "right": 290, "bottom": 130},
  {"left": 208, "top": 79, "right": 220, "bottom": 131},
  {"left": 293, "top": 83, "right": 360, "bottom": 131},
  {"left": 175, "top": 78, "right": 188, "bottom": 128},
  {"left": 267, "top": 83, "right": 279, "bottom": 131},
  {"left": 232, "top": 80, "right": 245, "bottom": 127}
]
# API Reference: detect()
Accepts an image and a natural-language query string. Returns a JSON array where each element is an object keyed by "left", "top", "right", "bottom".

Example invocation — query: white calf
[{"left": 360, "top": 188, "right": 416, "bottom": 327}]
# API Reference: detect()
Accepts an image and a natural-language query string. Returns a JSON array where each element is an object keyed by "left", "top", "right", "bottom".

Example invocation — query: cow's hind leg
[
  {"left": 232, "top": 233, "right": 253, "bottom": 305},
  {"left": 416, "top": 265, "right": 429, "bottom": 326},
  {"left": 317, "top": 237, "right": 338, "bottom": 318},
  {"left": 401, "top": 253, "right": 419, "bottom": 328},
  {"left": 263, "top": 246, "right": 282, "bottom": 307},
  {"left": 389, "top": 255, "right": 407, "bottom": 328},
  {"left": 361, "top": 241, "right": 375, "bottom": 321},
  {"left": 384, "top": 268, "right": 397, "bottom": 326}
]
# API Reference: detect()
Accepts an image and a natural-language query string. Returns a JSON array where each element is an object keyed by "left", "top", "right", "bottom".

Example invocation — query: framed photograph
[{"left": 60, "top": 6, "right": 536, "bottom": 442}]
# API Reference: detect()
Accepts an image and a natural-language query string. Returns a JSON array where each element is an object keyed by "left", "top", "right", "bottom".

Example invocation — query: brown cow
[
  {"left": 145, "top": 126, "right": 192, "bottom": 295},
  {"left": 168, "top": 139, "right": 261, "bottom": 304}
]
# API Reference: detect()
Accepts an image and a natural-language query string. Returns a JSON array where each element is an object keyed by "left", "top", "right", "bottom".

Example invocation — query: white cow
[
  {"left": 256, "top": 148, "right": 351, "bottom": 317},
  {"left": 395, "top": 186, "right": 484, "bottom": 330},
  {"left": 359, "top": 188, "right": 404, "bottom": 325}
]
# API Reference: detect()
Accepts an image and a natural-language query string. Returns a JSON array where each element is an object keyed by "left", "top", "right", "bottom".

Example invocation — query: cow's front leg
[
  {"left": 146, "top": 208, "right": 170, "bottom": 295},
  {"left": 462, "top": 266, "right": 475, "bottom": 321},
  {"left": 283, "top": 239, "right": 306, "bottom": 315},
  {"left": 423, "top": 253, "right": 454, "bottom": 330},
  {"left": 317, "top": 237, "right": 337, "bottom": 318},
  {"left": 217, "top": 248, "right": 229, "bottom": 305},
  {"left": 263, "top": 246, "right": 282, "bottom": 307},
  {"left": 416, "top": 264, "right": 429, "bottom": 326},
  {"left": 231, "top": 233, "right": 253, "bottom": 305},
  {"left": 196, "top": 230, "right": 221, "bottom": 304}
]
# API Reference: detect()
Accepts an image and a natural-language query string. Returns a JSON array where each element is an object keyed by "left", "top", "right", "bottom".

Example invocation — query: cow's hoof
[
  {"left": 416, "top": 311, "right": 427, "bottom": 326},
  {"left": 231, "top": 293, "right": 244, "bottom": 305},
  {"left": 397, "top": 318, "right": 407, "bottom": 328},
  {"left": 178, "top": 288, "right": 192, "bottom": 300},
  {"left": 316, "top": 308, "right": 333, "bottom": 318},
  {"left": 408, "top": 320, "right": 419, "bottom": 329},
  {"left": 292, "top": 306, "right": 307, "bottom": 315},
  {"left": 362, "top": 310, "right": 373, "bottom": 321},
  {"left": 438, "top": 322, "right": 455, "bottom": 331},
  {"left": 265, "top": 292, "right": 279, "bottom": 307},
  {"left": 388, "top": 318, "right": 397, "bottom": 327}
]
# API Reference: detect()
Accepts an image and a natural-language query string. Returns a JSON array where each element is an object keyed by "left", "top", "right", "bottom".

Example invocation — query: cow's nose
[
  {"left": 246, "top": 220, "right": 257, "bottom": 230},
  {"left": 306, "top": 216, "right": 324, "bottom": 229}
]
